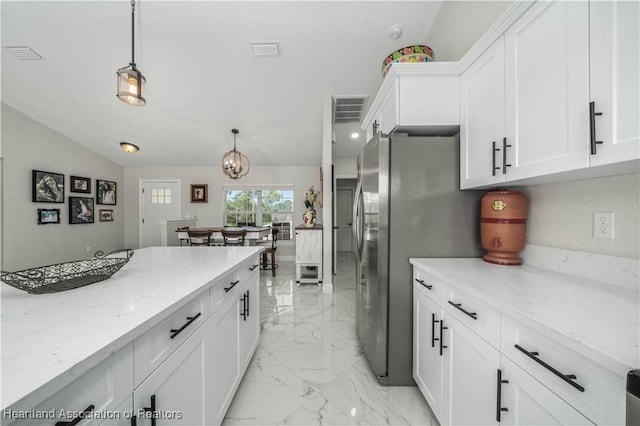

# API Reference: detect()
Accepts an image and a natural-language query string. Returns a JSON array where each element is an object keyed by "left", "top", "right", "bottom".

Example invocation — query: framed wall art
[
  {"left": 190, "top": 184, "right": 208, "bottom": 203},
  {"left": 70, "top": 176, "right": 91, "bottom": 193},
  {"left": 99, "top": 209, "right": 114, "bottom": 222},
  {"left": 37, "top": 208, "right": 61, "bottom": 225},
  {"left": 96, "top": 179, "right": 117, "bottom": 205},
  {"left": 32, "top": 170, "right": 65, "bottom": 203},
  {"left": 69, "top": 197, "right": 94, "bottom": 224}
]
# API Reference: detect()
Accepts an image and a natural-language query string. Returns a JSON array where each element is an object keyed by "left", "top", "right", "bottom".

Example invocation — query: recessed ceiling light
[{"left": 351, "top": 133, "right": 360, "bottom": 139}]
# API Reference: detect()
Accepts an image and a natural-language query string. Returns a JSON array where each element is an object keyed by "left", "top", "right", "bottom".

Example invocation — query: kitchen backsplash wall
[
  {"left": 521, "top": 173, "right": 639, "bottom": 259},
  {"left": 1, "top": 104, "right": 125, "bottom": 271}
]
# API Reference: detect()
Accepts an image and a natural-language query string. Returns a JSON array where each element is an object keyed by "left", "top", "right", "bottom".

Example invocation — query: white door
[
  {"left": 140, "top": 180, "right": 181, "bottom": 248},
  {"left": 336, "top": 188, "right": 353, "bottom": 252}
]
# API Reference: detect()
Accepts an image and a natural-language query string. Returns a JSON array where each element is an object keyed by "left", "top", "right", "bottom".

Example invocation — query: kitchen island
[{"left": 1, "top": 246, "right": 262, "bottom": 425}]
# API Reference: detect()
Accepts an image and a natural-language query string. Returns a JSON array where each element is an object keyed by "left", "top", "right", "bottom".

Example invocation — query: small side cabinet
[{"left": 295, "top": 225, "right": 323, "bottom": 284}]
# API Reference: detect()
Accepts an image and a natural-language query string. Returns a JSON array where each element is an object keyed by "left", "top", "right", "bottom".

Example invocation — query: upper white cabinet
[
  {"left": 460, "top": 0, "right": 639, "bottom": 189},
  {"left": 362, "top": 64, "right": 460, "bottom": 142},
  {"left": 589, "top": 0, "right": 640, "bottom": 167}
]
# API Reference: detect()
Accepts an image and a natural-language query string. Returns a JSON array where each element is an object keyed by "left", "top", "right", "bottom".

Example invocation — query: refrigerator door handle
[{"left": 353, "top": 181, "right": 364, "bottom": 259}]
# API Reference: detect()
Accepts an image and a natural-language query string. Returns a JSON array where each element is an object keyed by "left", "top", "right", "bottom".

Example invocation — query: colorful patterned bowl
[{"left": 382, "top": 45, "right": 434, "bottom": 77}]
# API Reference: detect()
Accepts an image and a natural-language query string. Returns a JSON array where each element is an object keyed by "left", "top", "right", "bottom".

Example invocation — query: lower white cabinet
[
  {"left": 442, "top": 313, "right": 501, "bottom": 426},
  {"left": 499, "top": 357, "right": 593, "bottom": 425},
  {"left": 133, "top": 319, "right": 212, "bottom": 425},
  {"left": 412, "top": 264, "right": 609, "bottom": 425}
]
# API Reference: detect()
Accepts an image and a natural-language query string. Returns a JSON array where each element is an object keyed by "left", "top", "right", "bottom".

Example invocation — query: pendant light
[
  {"left": 222, "top": 129, "right": 250, "bottom": 180},
  {"left": 117, "top": 0, "right": 146, "bottom": 106}
]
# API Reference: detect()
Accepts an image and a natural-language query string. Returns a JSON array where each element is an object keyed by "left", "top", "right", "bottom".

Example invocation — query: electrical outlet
[{"left": 593, "top": 212, "right": 614, "bottom": 239}]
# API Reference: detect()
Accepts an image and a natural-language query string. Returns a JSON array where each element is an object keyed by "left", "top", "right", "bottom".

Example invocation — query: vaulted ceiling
[{"left": 1, "top": 1, "right": 443, "bottom": 167}]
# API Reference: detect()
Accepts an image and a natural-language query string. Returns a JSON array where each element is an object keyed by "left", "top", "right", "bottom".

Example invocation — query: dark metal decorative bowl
[{"left": 0, "top": 249, "right": 134, "bottom": 294}]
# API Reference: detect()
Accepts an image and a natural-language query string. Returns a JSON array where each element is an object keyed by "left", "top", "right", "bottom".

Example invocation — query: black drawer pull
[
  {"left": 224, "top": 280, "right": 240, "bottom": 292},
  {"left": 496, "top": 369, "right": 509, "bottom": 422},
  {"left": 431, "top": 313, "right": 439, "bottom": 348},
  {"left": 439, "top": 319, "right": 448, "bottom": 356},
  {"left": 415, "top": 278, "right": 432, "bottom": 290},
  {"left": 502, "top": 138, "right": 512, "bottom": 174},
  {"left": 130, "top": 415, "right": 137, "bottom": 426},
  {"left": 55, "top": 405, "right": 95, "bottom": 426},
  {"left": 589, "top": 101, "right": 603, "bottom": 155},
  {"left": 492, "top": 141, "right": 501, "bottom": 176},
  {"left": 249, "top": 264, "right": 259, "bottom": 271},
  {"left": 514, "top": 344, "right": 585, "bottom": 392},
  {"left": 143, "top": 395, "right": 157, "bottom": 426},
  {"left": 170, "top": 312, "right": 202, "bottom": 339},
  {"left": 448, "top": 301, "right": 478, "bottom": 320}
]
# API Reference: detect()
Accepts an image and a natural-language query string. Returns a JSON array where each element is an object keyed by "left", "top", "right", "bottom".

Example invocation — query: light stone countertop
[
  {"left": 409, "top": 257, "right": 639, "bottom": 377},
  {"left": 1, "top": 246, "right": 262, "bottom": 412}
]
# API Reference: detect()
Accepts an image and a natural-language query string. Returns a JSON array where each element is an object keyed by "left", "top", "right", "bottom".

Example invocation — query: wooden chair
[
  {"left": 188, "top": 229, "right": 212, "bottom": 246},
  {"left": 222, "top": 229, "right": 247, "bottom": 246},
  {"left": 176, "top": 227, "right": 190, "bottom": 246},
  {"left": 259, "top": 229, "right": 278, "bottom": 276}
]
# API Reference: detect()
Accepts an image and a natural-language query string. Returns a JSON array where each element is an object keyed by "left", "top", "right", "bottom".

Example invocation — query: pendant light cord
[{"left": 130, "top": 0, "right": 136, "bottom": 68}]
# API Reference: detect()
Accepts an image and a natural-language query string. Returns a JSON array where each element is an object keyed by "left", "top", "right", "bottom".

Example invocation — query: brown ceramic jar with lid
[{"left": 480, "top": 190, "right": 528, "bottom": 265}]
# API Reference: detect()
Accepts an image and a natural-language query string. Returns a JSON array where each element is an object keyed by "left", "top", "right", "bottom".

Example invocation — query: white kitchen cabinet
[
  {"left": 500, "top": 357, "right": 594, "bottom": 425},
  {"left": 295, "top": 226, "right": 323, "bottom": 283},
  {"left": 99, "top": 396, "right": 132, "bottom": 426},
  {"left": 588, "top": 0, "right": 640, "bottom": 167},
  {"left": 5, "top": 344, "right": 133, "bottom": 426},
  {"left": 133, "top": 320, "right": 212, "bottom": 426},
  {"left": 460, "top": 38, "right": 506, "bottom": 189},
  {"left": 503, "top": 0, "right": 590, "bottom": 181},
  {"left": 413, "top": 282, "right": 444, "bottom": 420},
  {"left": 442, "top": 311, "right": 501, "bottom": 426}
]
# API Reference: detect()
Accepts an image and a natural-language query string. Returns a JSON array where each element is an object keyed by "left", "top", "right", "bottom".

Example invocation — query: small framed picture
[
  {"left": 32, "top": 170, "right": 65, "bottom": 203},
  {"left": 99, "top": 209, "right": 114, "bottom": 222},
  {"left": 69, "top": 197, "right": 94, "bottom": 224},
  {"left": 37, "top": 208, "right": 61, "bottom": 225},
  {"left": 190, "top": 184, "right": 208, "bottom": 203},
  {"left": 96, "top": 179, "right": 117, "bottom": 205},
  {"left": 70, "top": 176, "right": 91, "bottom": 193}
]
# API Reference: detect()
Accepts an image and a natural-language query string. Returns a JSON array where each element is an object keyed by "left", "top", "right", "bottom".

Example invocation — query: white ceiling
[{"left": 1, "top": 1, "right": 443, "bottom": 167}]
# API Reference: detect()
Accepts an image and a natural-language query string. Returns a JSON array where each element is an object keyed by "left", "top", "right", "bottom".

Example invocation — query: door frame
[
  {"left": 335, "top": 187, "right": 355, "bottom": 253},
  {"left": 139, "top": 178, "right": 182, "bottom": 248}
]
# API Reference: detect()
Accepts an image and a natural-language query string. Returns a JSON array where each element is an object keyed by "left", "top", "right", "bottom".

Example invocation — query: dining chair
[
  {"left": 176, "top": 227, "right": 190, "bottom": 246},
  {"left": 188, "top": 229, "right": 212, "bottom": 246},
  {"left": 258, "top": 228, "right": 278, "bottom": 276},
  {"left": 222, "top": 229, "right": 247, "bottom": 246}
]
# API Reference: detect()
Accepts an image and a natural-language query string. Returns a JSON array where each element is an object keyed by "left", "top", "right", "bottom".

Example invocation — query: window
[
  {"left": 224, "top": 187, "right": 294, "bottom": 240},
  {"left": 151, "top": 188, "right": 172, "bottom": 204}
]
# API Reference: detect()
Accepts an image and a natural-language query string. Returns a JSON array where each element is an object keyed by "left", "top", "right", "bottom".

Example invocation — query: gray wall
[
  {"left": 123, "top": 165, "right": 323, "bottom": 260},
  {"left": 1, "top": 104, "right": 125, "bottom": 271},
  {"left": 426, "top": 1, "right": 513, "bottom": 62}
]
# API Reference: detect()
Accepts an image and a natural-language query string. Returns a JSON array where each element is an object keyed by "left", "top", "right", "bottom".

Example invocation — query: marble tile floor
[{"left": 222, "top": 255, "right": 438, "bottom": 426}]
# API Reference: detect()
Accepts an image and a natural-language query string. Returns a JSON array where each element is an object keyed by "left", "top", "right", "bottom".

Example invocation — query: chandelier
[
  {"left": 116, "top": 0, "right": 146, "bottom": 106},
  {"left": 222, "top": 129, "right": 250, "bottom": 179}
]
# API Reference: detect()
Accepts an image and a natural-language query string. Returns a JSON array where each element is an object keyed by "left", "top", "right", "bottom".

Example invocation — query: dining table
[{"left": 179, "top": 226, "right": 271, "bottom": 245}]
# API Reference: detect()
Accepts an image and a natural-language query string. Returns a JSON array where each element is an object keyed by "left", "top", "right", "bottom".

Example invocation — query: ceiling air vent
[
  {"left": 251, "top": 42, "right": 281, "bottom": 57},
  {"left": 5, "top": 46, "right": 44, "bottom": 60},
  {"left": 333, "top": 96, "right": 368, "bottom": 124}
]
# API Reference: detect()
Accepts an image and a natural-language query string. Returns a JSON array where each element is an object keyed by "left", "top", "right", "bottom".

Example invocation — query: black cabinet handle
[
  {"left": 130, "top": 415, "right": 137, "bottom": 426},
  {"left": 249, "top": 264, "right": 259, "bottom": 271},
  {"left": 589, "top": 101, "right": 603, "bottom": 155},
  {"left": 496, "top": 369, "right": 509, "bottom": 422},
  {"left": 415, "top": 278, "right": 432, "bottom": 290},
  {"left": 143, "top": 395, "right": 157, "bottom": 426},
  {"left": 492, "top": 141, "right": 501, "bottom": 176},
  {"left": 431, "top": 313, "right": 439, "bottom": 348},
  {"left": 55, "top": 404, "right": 95, "bottom": 425},
  {"left": 170, "top": 312, "right": 202, "bottom": 339},
  {"left": 373, "top": 120, "right": 379, "bottom": 135},
  {"left": 502, "top": 138, "right": 512, "bottom": 175},
  {"left": 240, "top": 292, "right": 249, "bottom": 321},
  {"left": 439, "top": 319, "right": 448, "bottom": 356},
  {"left": 448, "top": 301, "right": 478, "bottom": 320},
  {"left": 245, "top": 290, "right": 250, "bottom": 318},
  {"left": 224, "top": 280, "right": 240, "bottom": 292},
  {"left": 514, "top": 344, "right": 585, "bottom": 392}
]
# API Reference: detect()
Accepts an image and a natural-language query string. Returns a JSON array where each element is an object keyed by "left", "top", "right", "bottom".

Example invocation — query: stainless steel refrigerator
[{"left": 353, "top": 133, "right": 483, "bottom": 385}]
